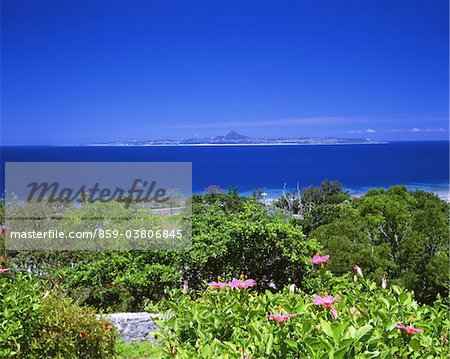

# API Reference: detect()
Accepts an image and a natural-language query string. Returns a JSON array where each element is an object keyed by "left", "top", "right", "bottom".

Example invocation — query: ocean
[{"left": 1, "top": 141, "right": 449, "bottom": 199}]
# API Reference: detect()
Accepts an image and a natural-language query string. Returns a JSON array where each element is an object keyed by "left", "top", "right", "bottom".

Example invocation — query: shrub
[
  {"left": 310, "top": 186, "right": 449, "bottom": 304},
  {"left": 55, "top": 251, "right": 183, "bottom": 312},
  {"left": 0, "top": 270, "right": 116, "bottom": 358},
  {"left": 0, "top": 272, "right": 43, "bottom": 357},
  {"left": 185, "top": 199, "right": 318, "bottom": 292},
  {"left": 36, "top": 297, "right": 117, "bottom": 358},
  {"left": 49, "top": 196, "right": 318, "bottom": 311},
  {"left": 153, "top": 275, "right": 449, "bottom": 358}
]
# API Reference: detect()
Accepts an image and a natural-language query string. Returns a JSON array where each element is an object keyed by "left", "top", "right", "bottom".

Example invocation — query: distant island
[{"left": 85, "top": 131, "right": 385, "bottom": 146}]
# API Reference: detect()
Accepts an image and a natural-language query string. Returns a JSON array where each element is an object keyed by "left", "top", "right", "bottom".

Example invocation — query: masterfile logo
[{"left": 5, "top": 162, "right": 192, "bottom": 251}]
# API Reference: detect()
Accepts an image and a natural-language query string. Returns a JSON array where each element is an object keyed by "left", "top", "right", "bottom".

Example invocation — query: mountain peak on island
[
  {"left": 223, "top": 131, "right": 250, "bottom": 140},
  {"left": 86, "top": 131, "right": 382, "bottom": 146}
]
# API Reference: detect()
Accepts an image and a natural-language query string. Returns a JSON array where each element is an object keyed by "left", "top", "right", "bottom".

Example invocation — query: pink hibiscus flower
[
  {"left": 0, "top": 268, "right": 10, "bottom": 274},
  {"left": 308, "top": 253, "right": 330, "bottom": 265},
  {"left": 227, "top": 278, "right": 256, "bottom": 289},
  {"left": 396, "top": 323, "right": 423, "bottom": 335},
  {"left": 207, "top": 281, "right": 227, "bottom": 289},
  {"left": 312, "top": 295, "right": 342, "bottom": 308},
  {"left": 266, "top": 313, "right": 297, "bottom": 323}
]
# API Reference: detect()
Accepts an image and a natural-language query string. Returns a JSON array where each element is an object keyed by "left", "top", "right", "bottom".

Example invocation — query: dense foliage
[
  {"left": 1, "top": 183, "right": 449, "bottom": 357},
  {"left": 0, "top": 269, "right": 116, "bottom": 358},
  {"left": 3, "top": 184, "right": 448, "bottom": 311},
  {"left": 152, "top": 272, "right": 449, "bottom": 358},
  {"left": 50, "top": 195, "right": 318, "bottom": 311},
  {"left": 308, "top": 186, "right": 449, "bottom": 304}
]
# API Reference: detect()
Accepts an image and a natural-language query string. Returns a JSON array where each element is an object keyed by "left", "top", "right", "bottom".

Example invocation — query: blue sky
[{"left": 1, "top": 0, "right": 448, "bottom": 145}]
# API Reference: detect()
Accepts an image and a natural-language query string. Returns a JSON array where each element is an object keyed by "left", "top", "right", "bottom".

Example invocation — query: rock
[{"left": 99, "top": 312, "right": 162, "bottom": 343}]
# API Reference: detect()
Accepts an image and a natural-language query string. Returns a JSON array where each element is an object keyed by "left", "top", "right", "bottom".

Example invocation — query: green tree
[{"left": 310, "top": 186, "right": 449, "bottom": 304}]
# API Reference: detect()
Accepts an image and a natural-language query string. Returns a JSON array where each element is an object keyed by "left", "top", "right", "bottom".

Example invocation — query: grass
[{"left": 116, "top": 340, "right": 164, "bottom": 359}]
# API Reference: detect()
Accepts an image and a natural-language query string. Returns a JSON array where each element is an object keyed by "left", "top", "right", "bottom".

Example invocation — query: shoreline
[
  {"left": 237, "top": 184, "right": 450, "bottom": 203},
  {"left": 84, "top": 142, "right": 387, "bottom": 147}
]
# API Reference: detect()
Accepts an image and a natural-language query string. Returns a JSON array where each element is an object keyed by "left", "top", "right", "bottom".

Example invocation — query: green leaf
[
  {"left": 380, "top": 297, "right": 390, "bottom": 310},
  {"left": 334, "top": 347, "right": 348, "bottom": 359},
  {"left": 285, "top": 339, "right": 298, "bottom": 349},
  {"left": 409, "top": 337, "right": 421, "bottom": 351},
  {"left": 320, "top": 319, "right": 333, "bottom": 338},
  {"left": 339, "top": 338, "right": 354, "bottom": 348},
  {"left": 392, "top": 285, "right": 401, "bottom": 296},
  {"left": 266, "top": 333, "right": 274, "bottom": 354},
  {"left": 355, "top": 324, "right": 373, "bottom": 342}
]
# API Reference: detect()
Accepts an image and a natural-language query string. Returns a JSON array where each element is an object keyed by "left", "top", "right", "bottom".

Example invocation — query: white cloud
[
  {"left": 157, "top": 113, "right": 449, "bottom": 134},
  {"left": 388, "top": 127, "right": 448, "bottom": 133}
]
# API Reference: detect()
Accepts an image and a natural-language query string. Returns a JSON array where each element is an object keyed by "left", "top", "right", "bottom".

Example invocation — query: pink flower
[
  {"left": 308, "top": 253, "right": 330, "bottom": 265},
  {"left": 0, "top": 268, "right": 10, "bottom": 274},
  {"left": 208, "top": 281, "right": 227, "bottom": 289},
  {"left": 266, "top": 313, "right": 297, "bottom": 323},
  {"left": 312, "top": 295, "right": 342, "bottom": 308},
  {"left": 227, "top": 278, "right": 256, "bottom": 289},
  {"left": 42, "top": 290, "right": 50, "bottom": 299},
  {"left": 182, "top": 279, "right": 189, "bottom": 294},
  {"left": 396, "top": 323, "right": 423, "bottom": 335},
  {"left": 354, "top": 265, "right": 363, "bottom": 277},
  {"left": 331, "top": 307, "right": 338, "bottom": 320},
  {"left": 382, "top": 275, "right": 387, "bottom": 289}
]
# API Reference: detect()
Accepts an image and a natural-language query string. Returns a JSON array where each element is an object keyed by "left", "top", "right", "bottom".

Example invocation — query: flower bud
[{"left": 354, "top": 265, "right": 363, "bottom": 277}]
